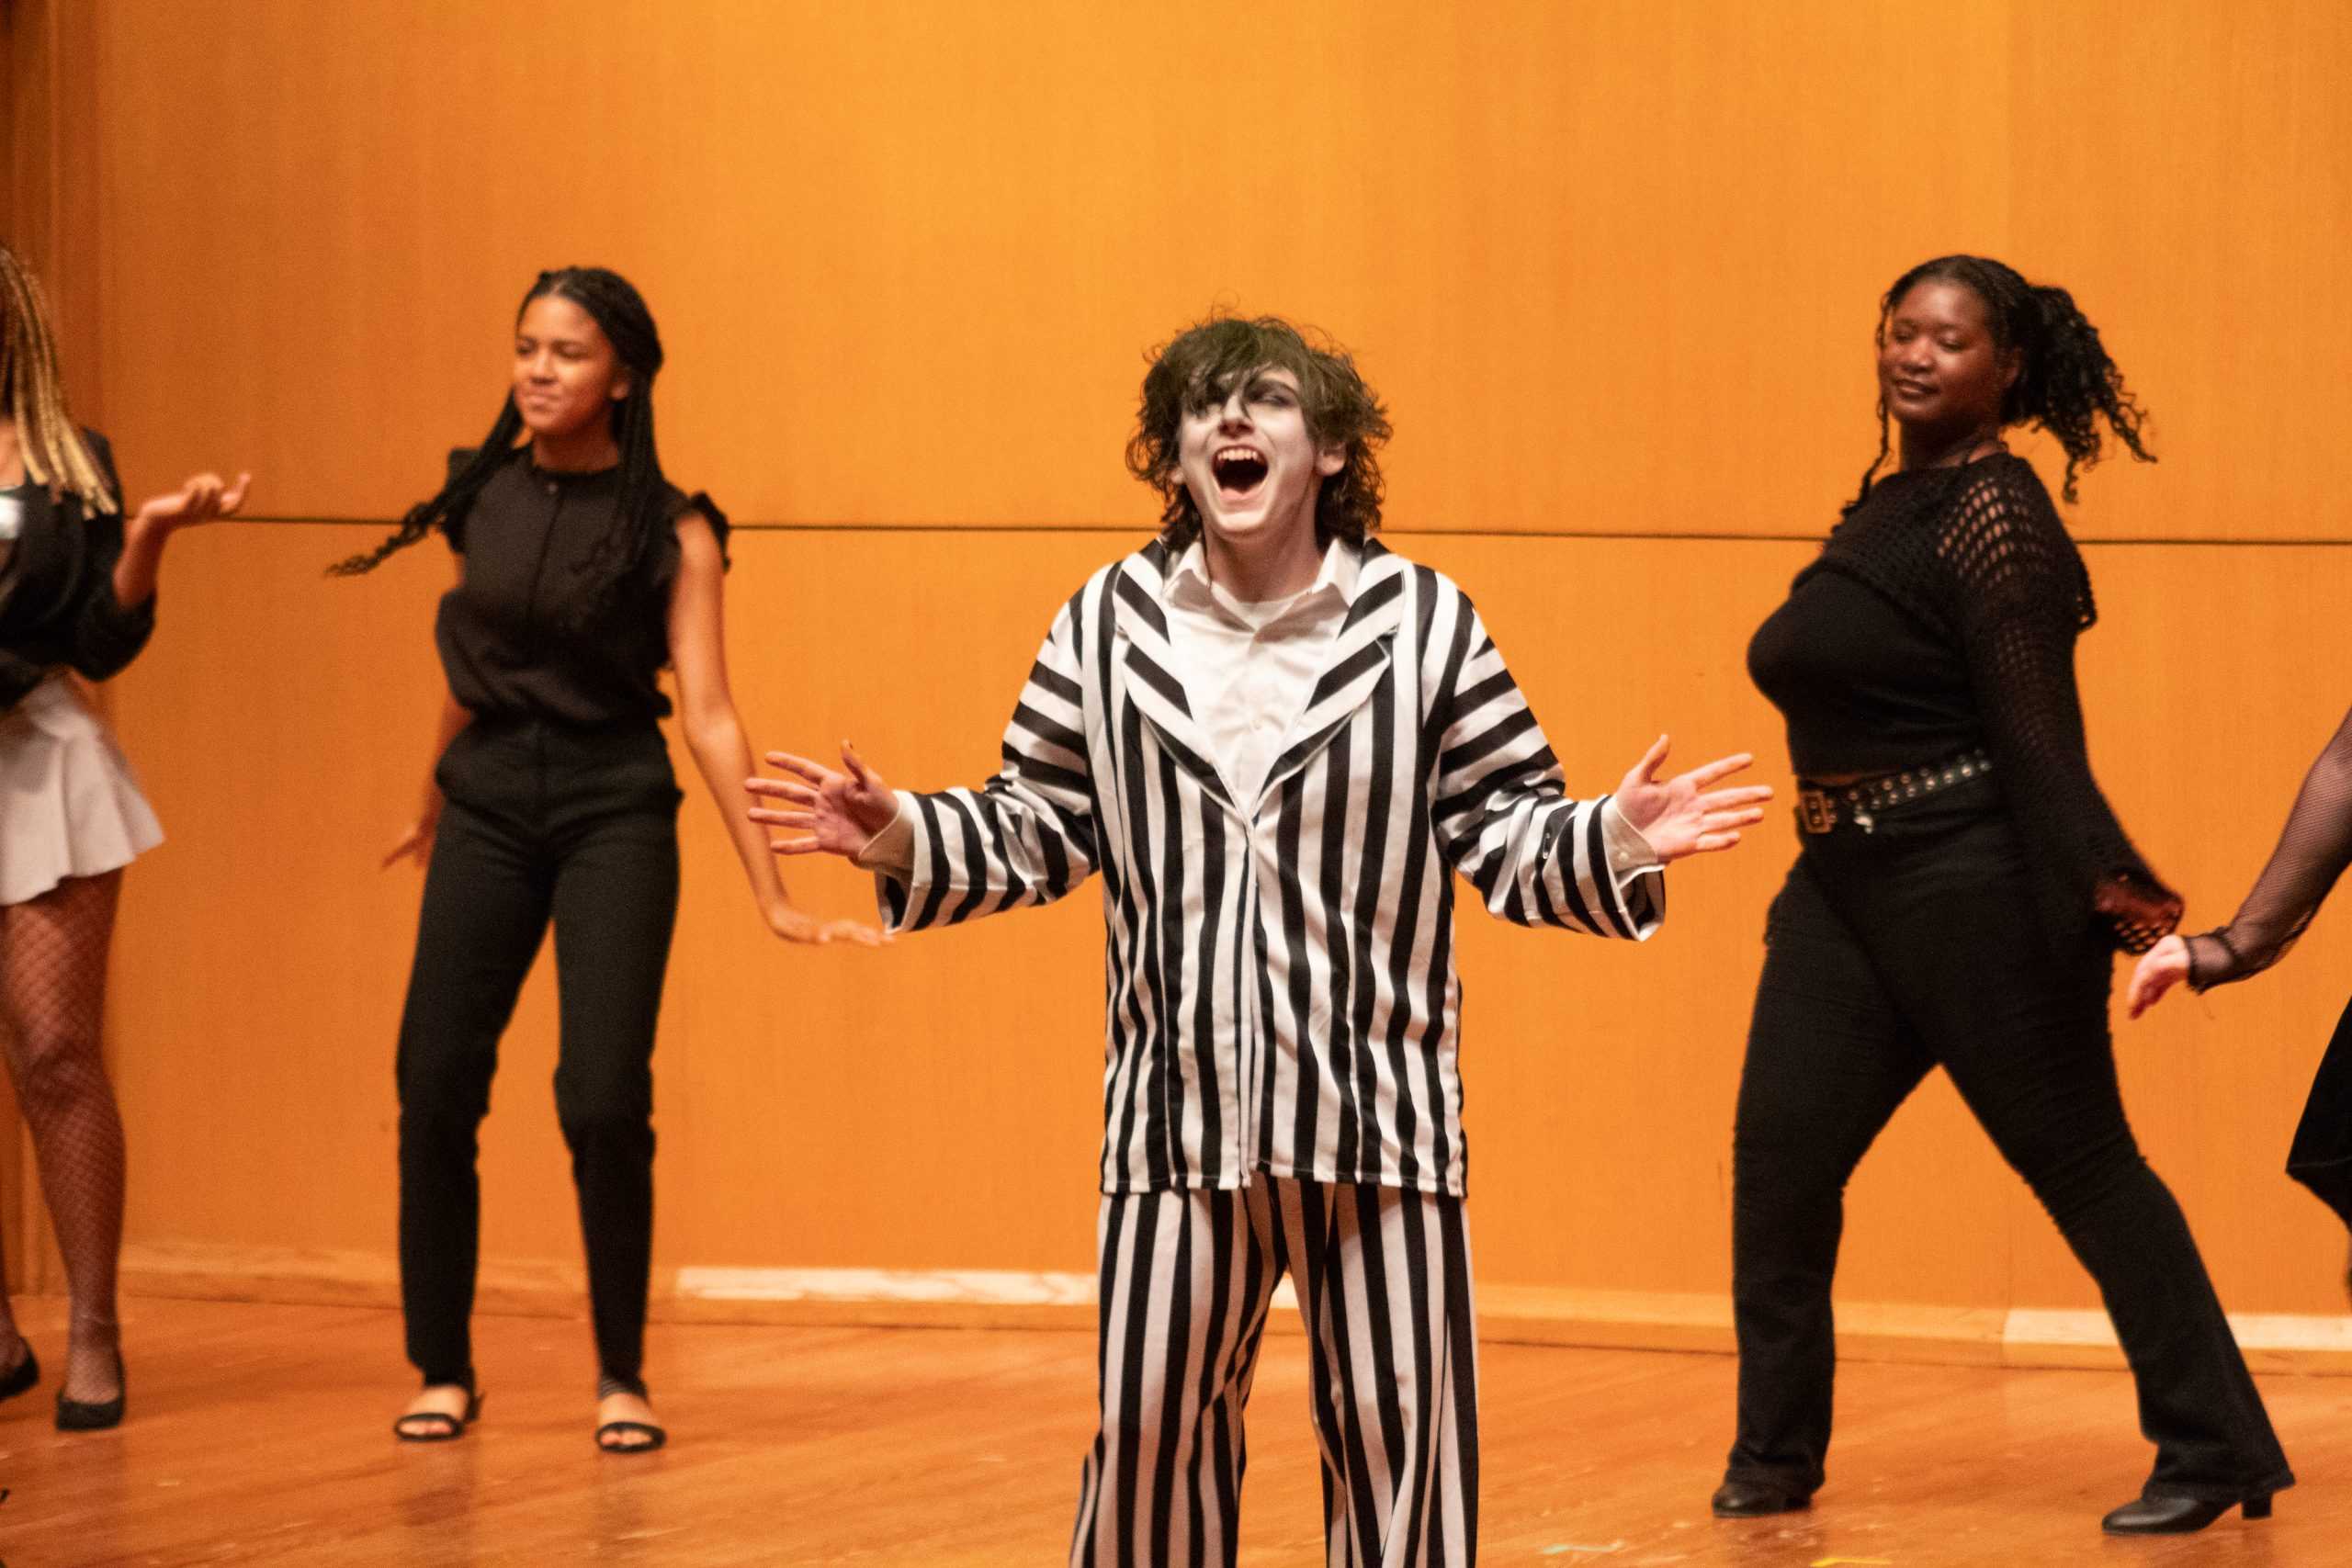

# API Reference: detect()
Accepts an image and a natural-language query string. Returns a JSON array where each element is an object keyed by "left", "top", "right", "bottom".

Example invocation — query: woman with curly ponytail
[
  {"left": 1724, "top": 256, "right": 2291, "bottom": 1534},
  {"left": 341, "top": 268, "right": 879, "bottom": 1454}
]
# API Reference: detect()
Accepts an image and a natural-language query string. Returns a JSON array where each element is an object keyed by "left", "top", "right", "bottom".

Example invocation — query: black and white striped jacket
[{"left": 881, "top": 538, "right": 1663, "bottom": 1196}]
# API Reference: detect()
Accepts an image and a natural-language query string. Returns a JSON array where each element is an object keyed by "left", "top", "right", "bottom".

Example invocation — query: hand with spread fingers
[
  {"left": 747, "top": 742, "right": 899, "bottom": 861},
  {"left": 1611, "top": 735, "right": 1774, "bottom": 862}
]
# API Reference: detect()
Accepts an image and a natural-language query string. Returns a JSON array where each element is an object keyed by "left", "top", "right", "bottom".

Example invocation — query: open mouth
[
  {"left": 1891, "top": 379, "right": 1937, "bottom": 399},
  {"left": 1212, "top": 446, "right": 1270, "bottom": 500}
]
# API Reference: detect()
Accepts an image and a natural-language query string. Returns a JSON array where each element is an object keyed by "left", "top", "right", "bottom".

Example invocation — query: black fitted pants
[
  {"left": 1725, "top": 776, "right": 2291, "bottom": 1506},
  {"left": 396, "top": 716, "right": 682, "bottom": 1393}
]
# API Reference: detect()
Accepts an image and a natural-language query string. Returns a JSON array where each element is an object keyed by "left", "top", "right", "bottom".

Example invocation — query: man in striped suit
[{"left": 750, "top": 316, "right": 1770, "bottom": 1566}]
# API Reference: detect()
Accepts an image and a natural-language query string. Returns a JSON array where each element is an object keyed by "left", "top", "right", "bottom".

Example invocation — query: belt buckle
[{"left": 1796, "top": 788, "right": 1837, "bottom": 835}]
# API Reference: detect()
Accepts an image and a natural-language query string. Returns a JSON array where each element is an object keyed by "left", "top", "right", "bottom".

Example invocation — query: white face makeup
[{"left": 1175, "top": 365, "right": 1345, "bottom": 562}]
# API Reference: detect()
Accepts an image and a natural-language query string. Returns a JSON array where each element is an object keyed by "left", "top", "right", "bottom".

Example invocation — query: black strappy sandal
[
  {"left": 393, "top": 1384, "right": 484, "bottom": 1443},
  {"left": 594, "top": 1371, "right": 665, "bottom": 1453},
  {"left": 595, "top": 1417, "right": 668, "bottom": 1454}
]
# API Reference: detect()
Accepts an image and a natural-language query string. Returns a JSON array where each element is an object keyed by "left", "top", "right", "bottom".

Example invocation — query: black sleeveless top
[{"left": 434, "top": 448, "right": 725, "bottom": 727}]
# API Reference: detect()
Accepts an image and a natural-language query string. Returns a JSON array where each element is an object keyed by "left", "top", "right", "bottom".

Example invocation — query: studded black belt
[{"left": 1794, "top": 749, "right": 1994, "bottom": 836}]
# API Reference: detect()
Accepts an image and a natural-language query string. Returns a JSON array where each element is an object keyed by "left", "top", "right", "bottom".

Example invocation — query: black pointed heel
[
  {"left": 2099, "top": 1493, "right": 2273, "bottom": 1534},
  {"left": 54, "top": 1351, "right": 125, "bottom": 1432},
  {"left": 0, "top": 1340, "right": 38, "bottom": 1404}
]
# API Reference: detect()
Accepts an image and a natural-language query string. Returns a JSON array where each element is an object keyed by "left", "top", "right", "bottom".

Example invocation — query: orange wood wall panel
[
  {"left": 2010, "top": 0, "right": 2352, "bottom": 545},
  {"left": 91, "top": 0, "right": 2028, "bottom": 535},
  {"left": 87, "top": 1, "right": 2352, "bottom": 539},
  {"left": 47, "top": 0, "right": 2352, "bottom": 1323}
]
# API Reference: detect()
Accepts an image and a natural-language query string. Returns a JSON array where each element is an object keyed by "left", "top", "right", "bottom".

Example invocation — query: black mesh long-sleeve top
[
  {"left": 1748, "top": 453, "right": 2180, "bottom": 953},
  {"left": 2188, "top": 704, "right": 2352, "bottom": 989},
  {"left": 0, "top": 430, "right": 156, "bottom": 709}
]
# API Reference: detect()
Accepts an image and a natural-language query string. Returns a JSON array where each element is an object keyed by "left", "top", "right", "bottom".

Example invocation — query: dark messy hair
[
  {"left": 328, "top": 266, "right": 673, "bottom": 621},
  {"left": 1852, "top": 254, "right": 2154, "bottom": 509},
  {"left": 1125, "top": 314, "right": 1391, "bottom": 549}
]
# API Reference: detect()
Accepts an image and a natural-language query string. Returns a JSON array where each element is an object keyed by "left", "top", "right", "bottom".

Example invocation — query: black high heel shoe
[
  {"left": 2099, "top": 1493, "right": 2272, "bottom": 1535},
  {"left": 0, "top": 1338, "right": 38, "bottom": 1404},
  {"left": 55, "top": 1349, "right": 125, "bottom": 1432}
]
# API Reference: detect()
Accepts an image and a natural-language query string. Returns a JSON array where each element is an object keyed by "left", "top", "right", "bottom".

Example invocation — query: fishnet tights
[{"left": 0, "top": 870, "right": 125, "bottom": 1404}]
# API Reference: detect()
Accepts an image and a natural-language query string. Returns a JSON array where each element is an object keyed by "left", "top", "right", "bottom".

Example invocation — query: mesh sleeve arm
[
  {"left": 1945, "top": 467, "right": 2179, "bottom": 953},
  {"left": 2188, "top": 703, "right": 2352, "bottom": 988}
]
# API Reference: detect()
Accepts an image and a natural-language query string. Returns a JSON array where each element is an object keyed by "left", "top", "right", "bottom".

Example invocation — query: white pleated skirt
[{"left": 0, "top": 675, "right": 164, "bottom": 907}]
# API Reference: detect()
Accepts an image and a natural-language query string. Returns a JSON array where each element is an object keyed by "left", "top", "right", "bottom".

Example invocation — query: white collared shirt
[{"left": 1159, "top": 537, "right": 1356, "bottom": 809}]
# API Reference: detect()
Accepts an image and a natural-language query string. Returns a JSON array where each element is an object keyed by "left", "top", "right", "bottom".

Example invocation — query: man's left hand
[{"left": 1613, "top": 735, "right": 1772, "bottom": 863}]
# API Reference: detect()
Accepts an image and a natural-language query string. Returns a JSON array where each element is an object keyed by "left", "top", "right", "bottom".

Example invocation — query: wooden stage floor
[{"left": 0, "top": 1295, "right": 2343, "bottom": 1565}]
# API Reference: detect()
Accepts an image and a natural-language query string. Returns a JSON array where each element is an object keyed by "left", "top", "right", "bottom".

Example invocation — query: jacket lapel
[
  {"left": 1254, "top": 547, "right": 1408, "bottom": 807},
  {"left": 1111, "top": 547, "right": 1236, "bottom": 810}
]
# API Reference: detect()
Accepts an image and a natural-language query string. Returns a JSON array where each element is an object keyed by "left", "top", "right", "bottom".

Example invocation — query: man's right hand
[{"left": 747, "top": 741, "right": 898, "bottom": 859}]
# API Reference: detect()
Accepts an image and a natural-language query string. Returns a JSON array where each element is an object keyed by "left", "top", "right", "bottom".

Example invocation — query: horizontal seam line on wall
[{"left": 215, "top": 517, "right": 2352, "bottom": 547}]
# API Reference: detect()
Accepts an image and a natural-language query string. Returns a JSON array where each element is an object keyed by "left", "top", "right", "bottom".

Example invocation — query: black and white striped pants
[{"left": 1071, "top": 1176, "right": 1478, "bottom": 1567}]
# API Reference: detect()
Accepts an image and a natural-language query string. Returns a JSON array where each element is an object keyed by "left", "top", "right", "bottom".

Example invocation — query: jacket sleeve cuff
[
  {"left": 73, "top": 588, "right": 157, "bottom": 680},
  {"left": 853, "top": 791, "right": 919, "bottom": 878},
  {"left": 1598, "top": 796, "right": 1662, "bottom": 876}
]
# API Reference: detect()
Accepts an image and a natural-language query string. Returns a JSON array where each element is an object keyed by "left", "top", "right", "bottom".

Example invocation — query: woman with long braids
[
  {"left": 334, "top": 267, "right": 877, "bottom": 1452},
  {"left": 1724, "top": 255, "right": 2291, "bottom": 1534},
  {"left": 0, "top": 243, "right": 247, "bottom": 1429}
]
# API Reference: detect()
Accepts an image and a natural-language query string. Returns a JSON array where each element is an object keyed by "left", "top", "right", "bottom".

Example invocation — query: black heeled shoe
[
  {"left": 0, "top": 1338, "right": 38, "bottom": 1404},
  {"left": 2099, "top": 1493, "right": 2272, "bottom": 1535},
  {"left": 1711, "top": 1480, "right": 1811, "bottom": 1517},
  {"left": 54, "top": 1350, "right": 125, "bottom": 1432}
]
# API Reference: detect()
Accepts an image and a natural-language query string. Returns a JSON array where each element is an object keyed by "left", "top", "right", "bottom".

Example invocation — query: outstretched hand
[
  {"left": 133, "top": 470, "right": 251, "bottom": 534},
  {"left": 1612, "top": 736, "right": 1772, "bottom": 863},
  {"left": 766, "top": 902, "right": 888, "bottom": 948},
  {"left": 746, "top": 742, "right": 898, "bottom": 860},
  {"left": 2124, "top": 935, "right": 2192, "bottom": 1021}
]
